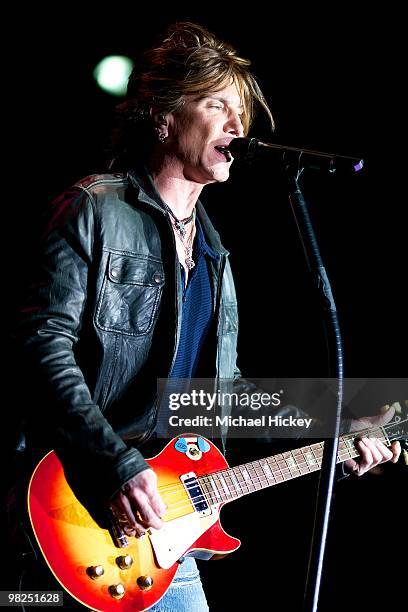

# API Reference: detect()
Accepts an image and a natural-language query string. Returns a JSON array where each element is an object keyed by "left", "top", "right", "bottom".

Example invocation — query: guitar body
[{"left": 28, "top": 435, "right": 240, "bottom": 611}]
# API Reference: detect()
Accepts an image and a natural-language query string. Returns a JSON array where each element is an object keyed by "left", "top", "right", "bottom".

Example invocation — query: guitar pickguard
[{"left": 149, "top": 508, "right": 219, "bottom": 569}]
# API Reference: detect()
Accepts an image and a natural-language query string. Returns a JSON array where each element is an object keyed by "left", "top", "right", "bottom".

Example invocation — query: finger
[
  {"left": 125, "top": 486, "right": 163, "bottom": 530},
  {"left": 362, "top": 438, "right": 383, "bottom": 465},
  {"left": 133, "top": 496, "right": 163, "bottom": 530},
  {"left": 391, "top": 440, "right": 401, "bottom": 463},
  {"left": 114, "top": 493, "right": 143, "bottom": 534},
  {"left": 111, "top": 494, "right": 136, "bottom": 527},
  {"left": 131, "top": 471, "right": 166, "bottom": 518},
  {"left": 149, "top": 492, "right": 167, "bottom": 519},
  {"left": 133, "top": 475, "right": 166, "bottom": 522},
  {"left": 344, "top": 458, "right": 360, "bottom": 475},
  {"left": 355, "top": 438, "right": 375, "bottom": 473},
  {"left": 371, "top": 438, "right": 393, "bottom": 463}
]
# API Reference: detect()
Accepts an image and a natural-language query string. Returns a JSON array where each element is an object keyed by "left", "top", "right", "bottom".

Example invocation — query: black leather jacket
[{"left": 18, "top": 167, "right": 242, "bottom": 500}]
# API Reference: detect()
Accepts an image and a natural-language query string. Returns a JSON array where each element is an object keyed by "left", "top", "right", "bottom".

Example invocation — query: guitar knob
[
  {"left": 86, "top": 565, "right": 104, "bottom": 579},
  {"left": 137, "top": 575, "right": 154, "bottom": 591},
  {"left": 116, "top": 554, "right": 133, "bottom": 569},
  {"left": 108, "top": 584, "right": 125, "bottom": 599}
]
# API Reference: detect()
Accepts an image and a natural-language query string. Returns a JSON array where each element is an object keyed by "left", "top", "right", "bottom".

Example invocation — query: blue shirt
[{"left": 170, "top": 218, "right": 219, "bottom": 378}]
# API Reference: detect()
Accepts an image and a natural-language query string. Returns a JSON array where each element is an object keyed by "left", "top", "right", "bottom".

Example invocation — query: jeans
[{"left": 148, "top": 558, "right": 209, "bottom": 612}]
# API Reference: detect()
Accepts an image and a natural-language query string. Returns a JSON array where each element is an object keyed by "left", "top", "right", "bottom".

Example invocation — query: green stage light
[{"left": 93, "top": 55, "right": 134, "bottom": 96}]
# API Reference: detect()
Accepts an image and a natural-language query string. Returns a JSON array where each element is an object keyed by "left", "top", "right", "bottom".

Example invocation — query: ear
[
  {"left": 149, "top": 108, "right": 171, "bottom": 144},
  {"left": 150, "top": 108, "right": 169, "bottom": 127}
]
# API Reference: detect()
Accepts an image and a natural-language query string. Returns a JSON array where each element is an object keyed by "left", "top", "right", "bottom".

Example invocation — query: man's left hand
[{"left": 344, "top": 406, "right": 401, "bottom": 476}]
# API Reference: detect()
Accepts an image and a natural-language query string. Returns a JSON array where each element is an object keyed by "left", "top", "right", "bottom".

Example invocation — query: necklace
[
  {"left": 162, "top": 203, "right": 196, "bottom": 270},
  {"left": 162, "top": 203, "right": 195, "bottom": 239}
]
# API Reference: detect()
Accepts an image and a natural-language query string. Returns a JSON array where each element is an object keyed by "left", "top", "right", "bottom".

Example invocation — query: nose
[{"left": 225, "top": 110, "right": 244, "bottom": 137}]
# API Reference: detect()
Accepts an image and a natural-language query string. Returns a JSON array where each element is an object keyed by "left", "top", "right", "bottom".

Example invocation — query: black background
[{"left": 6, "top": 5, "right": 406, "bottom": 611}]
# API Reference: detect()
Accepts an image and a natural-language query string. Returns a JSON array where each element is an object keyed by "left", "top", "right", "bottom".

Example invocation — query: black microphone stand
[{"left": 282, "top": 154, "right": 344, "bottom": 612}]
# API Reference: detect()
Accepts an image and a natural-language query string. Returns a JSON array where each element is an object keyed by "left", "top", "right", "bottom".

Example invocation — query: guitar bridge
[{"left": 107, "top": 509, "right": 129, "bottom": 548}]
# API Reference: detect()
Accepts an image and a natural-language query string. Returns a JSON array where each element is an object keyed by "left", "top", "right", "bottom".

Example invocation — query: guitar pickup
[{"left": 181, "top": 472, "right": 211, "bottom": 516}]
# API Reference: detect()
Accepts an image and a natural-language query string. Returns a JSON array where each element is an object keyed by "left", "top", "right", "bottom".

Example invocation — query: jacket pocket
[{"left": 96, "top": 252, "right": 165, "bottom": 336}]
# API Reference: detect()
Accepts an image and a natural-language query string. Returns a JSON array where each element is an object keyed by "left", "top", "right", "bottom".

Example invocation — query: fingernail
[{"left": 391, "top": 401, "right": 402, "bottom": 414}]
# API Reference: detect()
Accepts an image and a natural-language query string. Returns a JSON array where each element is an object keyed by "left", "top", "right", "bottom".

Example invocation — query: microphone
[{"left": 226, "top": 137, "right": 364, "bottom": 175}]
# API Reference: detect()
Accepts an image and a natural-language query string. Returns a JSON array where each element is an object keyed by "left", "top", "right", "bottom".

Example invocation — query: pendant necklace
[{"left": 163, "top": 203, "right": 196, "bottom": 270}]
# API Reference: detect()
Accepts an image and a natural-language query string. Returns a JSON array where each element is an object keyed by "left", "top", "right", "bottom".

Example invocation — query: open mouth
[{"left": 214, "top": 145, "right": 232, "bottom": 161}]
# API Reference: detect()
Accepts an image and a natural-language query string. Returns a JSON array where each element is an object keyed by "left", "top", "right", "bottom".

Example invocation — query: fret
[
  {"left": 208, "top": 475, "right": 221, "bottom": 500},
  {"left": 286, "top": 453, "right": 302, "bottom": 477},
  {"left": 285, "top": 454, "right": 297, "bottom": 469},
  {"left": 234, "top": 466, "right": 251, "bottom": 494},
  {"left": 240, "top": 466, "right": 254, "bottom": 490},
  {"left": 224, "top": 473, "right": 236, "bottom": 497},
  {"left": 307, "top": 446, "right": 321, "bottom": 472},
  {"left": 337, "top": 438, "right": 352, "bottom": 460},
  {"left": 249, "top": 462, "right": 263, "bottom": 490},
  {"left": 311, "top": 445, "right": 325, "bottom": 466},
  {"left": 266, "top": 457, "right": 285, "bottom": 483},
  {"left": 298, "top": 447, "right": 313, "bottom": 475},
  {"left": 218, "top": 473, "right": 232, "bottom": 498},
  {"left": 380, "top": 426, "right": 391, "bottom": 445},
  {"left": 224, "top": 469, "right": 241, "bottom": 497},
  {"left": 275, "top": 453, "right": 291, "bottom": 479},
  {"left": 211, "top": 474, "right": 225, "bottom": 501},
  {"left": 206, "top": 476, "right": 218, "bottom": 503},
  {"left": 253, "top": 461, "right": 269, "bottom": 489},
  {"left": 289, "top": 449, "right": 303, "bottom": 477},
  {"left": 271, "top": 453, "right": 293, "bottom": 479},
  {"left": 314, "top": 441, "right": 325, "bottom": 457},
  {"left": 199, "top": 476, "right": 216, "bottom": 506},
  {"left": 367, "top": 426, "right": 383, "bottom": 440},
  {"left": 242, "top": 462, "right": 261, "bottom": 491},
  {"left": 310, "top": 442, "right": 323, "bottom": 459},
  {"left": 282, "top": 451, "right": 303, "bottom": 476},
  {"left": 260, "top": 460, "right": 276, "bottom": 483},
  {"left": 338, "top": 445, "right": 354, "bottom": 462},
  {"left": 232, "top": 465, "right": 249, "bottom": 494},
  {"left": 213, "top": 473, "right": 230, "bottom": 501},
  {"left": 197, "top": 477, "right": 209, "bottom": 505},
  {"left": 345, "top": 437, "right": 357, "bottom": 460},
  {"left": 272, "top": 455, "right": 285, "bottom": 478},
  {"left": 227, "top": 469, "right": 242, "bottom": 495}
]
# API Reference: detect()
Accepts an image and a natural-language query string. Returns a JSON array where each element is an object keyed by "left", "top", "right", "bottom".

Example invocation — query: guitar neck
[{"left": 197, "top": 419, "right": 406, "bottom": 505}]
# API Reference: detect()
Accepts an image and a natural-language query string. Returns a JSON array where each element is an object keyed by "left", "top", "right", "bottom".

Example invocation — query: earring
[
  {"left": 156, "top": 129, "right": 167, "bottom": 144},
  {"left": 154, "top": 111, "right": 168, "bottom": 143}
]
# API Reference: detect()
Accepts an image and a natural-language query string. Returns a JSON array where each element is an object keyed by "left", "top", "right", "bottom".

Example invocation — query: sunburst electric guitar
[{"left": 28, "top": 415, "right": 407, "bottom": 611}]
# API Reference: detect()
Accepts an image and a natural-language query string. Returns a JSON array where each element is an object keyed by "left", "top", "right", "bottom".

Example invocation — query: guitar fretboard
[{"left": 197, "top": 425, "right": 393, "bottom": 505}]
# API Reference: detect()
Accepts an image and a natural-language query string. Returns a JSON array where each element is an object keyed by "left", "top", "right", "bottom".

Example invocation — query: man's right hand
[{"left": 110, "top": 468, "right": 167, "bottom": 537}]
